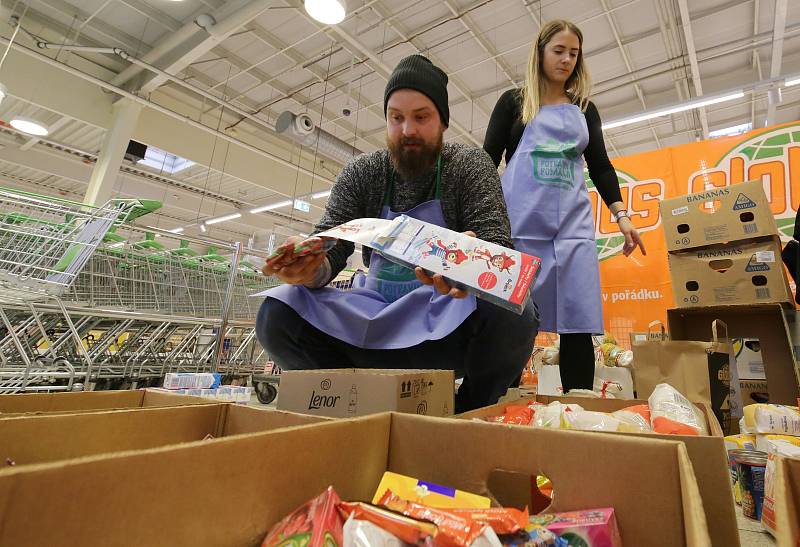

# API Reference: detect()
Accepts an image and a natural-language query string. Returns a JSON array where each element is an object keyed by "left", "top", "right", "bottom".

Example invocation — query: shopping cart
[{"left": 0, "top": 187, "right": 158, "bottom": 392}]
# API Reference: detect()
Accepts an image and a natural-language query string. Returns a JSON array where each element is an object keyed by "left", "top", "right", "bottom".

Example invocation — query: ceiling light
[
  {"left": 205, "top": 212, "right": 242, "bottom": 225},
  {"left": 250, "top": 200, "right": 292, "bottom": 214},
  {"left": 167, "top": 227, "right": 185, "bottom": 234},
  {"left": 200, "top": 224, "right": 207, "bottom": 233},
  {"left": 311, "top": 189, "right": 332, "bottom": 199},
  {"left": 304, "top": 0, "right": 346, "bottom": 24},
  {"left": 602, "top": 91, "right": 744, "bottom": 131},
  {"left": 108, "top": 242, "right": 125, "bottom": 248},
  {"left": 785, "top": 76, "right": 800, "bottom": 87},
  {"left": 0, "top": 83, "right": 6, "bottom": 105},
  {"left": 10, "top": 116, "right": 49, "bottom": 136}
]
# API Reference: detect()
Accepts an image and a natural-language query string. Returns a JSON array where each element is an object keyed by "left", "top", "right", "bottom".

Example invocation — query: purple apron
[
  {"left": 501, "top": 103, "right": 603, "bottom": 334},
  {"left": 265, "top": 157, "right": 476, "bottom": 349}
]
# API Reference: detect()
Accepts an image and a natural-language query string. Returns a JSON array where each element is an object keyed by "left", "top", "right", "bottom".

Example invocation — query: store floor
[
  {"left": 248, "top": 394, "right": 776, "bottom": 546},
  {"left": 737, "top": 508, "right": 775, "bottom": 546}
]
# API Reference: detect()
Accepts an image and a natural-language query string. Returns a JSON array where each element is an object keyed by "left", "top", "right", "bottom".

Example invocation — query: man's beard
[{"left": 387, "top": 133, "right": 443, "bottom": 180}]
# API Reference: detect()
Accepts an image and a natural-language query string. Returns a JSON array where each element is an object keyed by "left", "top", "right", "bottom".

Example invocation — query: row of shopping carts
[{"left": 0, "top": 185, "right": 281, "bottom": 394}]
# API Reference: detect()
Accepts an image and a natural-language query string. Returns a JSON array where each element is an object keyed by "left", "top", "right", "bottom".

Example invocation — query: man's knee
[{"left": 255, "top": 298, "right": 300, "bottom": 363}]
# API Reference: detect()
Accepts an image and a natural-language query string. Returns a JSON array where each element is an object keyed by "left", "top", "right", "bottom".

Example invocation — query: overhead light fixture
[
  {"left": 167, "top": 227, "right": 185, "bottom": 234},
  {"left": 108, "top": 242, "right": 125, "bottom": 248},
  {"left": 311, "top": 189, "right": 332, "bottom": 199},
  {"left": 250, "top": 200, "right": 292, "bottom": 214},
  {"left": 10, "top": 116, "right": 49, "bottom": 136},
  {"left": 205, "top": 212, "right": 242, "bottom": 225},
  {"left": 785, "top": 76, "right": 800, "bottom": 87},
  {"left": 0, "top": 83, "right": 6, "bottom": 106},
  {"left": 304, "top": 0, "right": 346, "bottom": 25},
  {"left": 602, "top": 91, "right": 745, "bottom": 131},
  {"left": 200, "top": 224, "right": 207, "bottom": 233}
]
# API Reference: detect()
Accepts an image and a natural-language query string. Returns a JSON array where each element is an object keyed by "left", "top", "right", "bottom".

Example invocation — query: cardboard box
[
  {"left": 459, "top": 395, "right": 736, "bottom": 547},
  {"left": 660, "top": 180, "right": 778, "bottom": 252},
  {"left": 668, "top": 238, "right": 793, "bottom": 308},
  {"left": 739, "top": 379, "right": 770, "bottom": 405},
  {"left": 775, "top": 456, "right": 800, "bottom": 547},
  {"left": 0, "top": 388, "right": 210, "bottom": 417},
  {"left": 734, "top": 338, "right": 766, "bottom": 380},
  {"left": 668, "top": 305, "right": 799, "bottom": 405},
  {"left": 0, "top": 403, "right": 325, "bottom": 467},
  {"left": 0, "top": 413, "right": 710, "bottom": 546},
  {"left": 277, "top": 369, "right": 454, "bottom": 418}
]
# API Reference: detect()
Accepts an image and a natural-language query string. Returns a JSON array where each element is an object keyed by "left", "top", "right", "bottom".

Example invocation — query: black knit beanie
[{"left": 384, "top": 55, "right": 449, "bottom": 127}]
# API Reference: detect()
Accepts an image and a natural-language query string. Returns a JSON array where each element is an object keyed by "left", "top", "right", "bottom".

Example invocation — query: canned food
[{"left": 731, "top": 449, "right": 768, "bottom": 520}]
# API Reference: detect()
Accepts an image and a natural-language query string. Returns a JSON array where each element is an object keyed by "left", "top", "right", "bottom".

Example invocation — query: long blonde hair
[{"left": 521, "top": 20, "right": 591, "bottom": 123}]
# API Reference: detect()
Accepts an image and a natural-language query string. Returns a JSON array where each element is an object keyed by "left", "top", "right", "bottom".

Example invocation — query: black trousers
[
  {"left": 558, "top": 333, "right": 596, "bottom": 392},
  {"left": 256, "top": 296, "right": 539, "bottom": 413}
]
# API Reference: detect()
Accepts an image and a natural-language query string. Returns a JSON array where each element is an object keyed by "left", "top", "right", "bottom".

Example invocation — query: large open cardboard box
[
  {"left": 459, "top": 395, "right": 736, "bottom": 547},
  {"left": 667, "top": 305, "right": 800, "bottom": 404},
  {"left": 0, "top": 413, "right": 710, "bottom": 546},
  {"left": 1, "top": 403, "right": 325, "bottom": 467},
  {"left": 775, "top": 456, "right": 800, "bottom": 547},
  {"left": 0, "top": 388, "right": 210, "bottom": 417}
]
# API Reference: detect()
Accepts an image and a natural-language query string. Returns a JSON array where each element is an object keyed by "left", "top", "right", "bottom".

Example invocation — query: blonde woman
[{"left": 484, "top": 20, "right": 645, "bottom": 393}]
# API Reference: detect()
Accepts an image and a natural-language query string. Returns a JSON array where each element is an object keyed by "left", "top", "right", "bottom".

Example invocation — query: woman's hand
[{"left": 618, "top": 217, "right": 646, "bottom": 257}]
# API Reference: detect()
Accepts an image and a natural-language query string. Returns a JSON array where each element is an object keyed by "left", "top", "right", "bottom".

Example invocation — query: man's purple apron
[{"left": 265, "top": 157, "right": 476, "bottom": 349}]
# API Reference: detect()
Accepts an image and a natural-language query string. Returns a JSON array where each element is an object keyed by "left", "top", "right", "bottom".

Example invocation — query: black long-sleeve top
[{"left": 483, "top": 89, "right": 623, "bottom": 206}]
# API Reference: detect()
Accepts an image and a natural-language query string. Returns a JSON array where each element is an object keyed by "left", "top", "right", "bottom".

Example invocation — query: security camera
[{"left": 342, "top": 105, "right": 352, "bottom": 117}]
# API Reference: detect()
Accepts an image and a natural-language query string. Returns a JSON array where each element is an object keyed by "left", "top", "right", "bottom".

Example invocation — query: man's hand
[
  {"left": 414, "top": 230, "right": 475, "bottom": 299},
  {"left": 262, "top": 236, "right": 329, "bottom": 286}
]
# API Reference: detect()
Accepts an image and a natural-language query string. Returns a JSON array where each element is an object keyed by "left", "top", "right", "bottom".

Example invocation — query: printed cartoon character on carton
[
  {"left": 422, "top": 239, "right": 470, "bottom": 270},
  {"left": 473, "top": 247, "right": 516, "bottom": 273}
]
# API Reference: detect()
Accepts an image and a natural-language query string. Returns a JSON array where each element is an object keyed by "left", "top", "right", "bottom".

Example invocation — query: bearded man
[{"left": 257, "top": 55, "right": 539, "bottom": 412}]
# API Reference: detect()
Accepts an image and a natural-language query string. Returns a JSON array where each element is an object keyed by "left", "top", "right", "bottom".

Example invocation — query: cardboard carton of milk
[{"left": 371, "top": 215, "right": 540, "bottom": 314}]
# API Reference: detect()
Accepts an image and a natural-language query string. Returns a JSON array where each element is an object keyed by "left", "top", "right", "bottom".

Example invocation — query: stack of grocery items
[
  {"left": 520, "top": 333, "right": 634, "bottom": 399},
  {"left": 262, "top": 472, "right": 622, "bottom": 547},
  {"left": 478, "top": 383, "right": 707, "bottom": 436},
  {"left": 155, "top": 372, "right": 253, "bottom": 403},
  {"left": 723, "top": 403, "right": 800, "bottom": 538}
]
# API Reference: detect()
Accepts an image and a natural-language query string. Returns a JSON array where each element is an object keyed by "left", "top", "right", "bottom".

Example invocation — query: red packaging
[
  {"left": 377, "top": 490, "right": 487, "bottom": 547},
  {"left": 262, "top": 487, "right": 344, "bottom": 547},
  {"left": 448, "top": 507, "right": 529, "bottom": 534}
]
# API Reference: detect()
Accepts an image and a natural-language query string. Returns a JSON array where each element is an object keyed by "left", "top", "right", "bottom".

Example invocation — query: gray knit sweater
[{"left": 313, "top": 142, "right": 513, "bottom": 283}]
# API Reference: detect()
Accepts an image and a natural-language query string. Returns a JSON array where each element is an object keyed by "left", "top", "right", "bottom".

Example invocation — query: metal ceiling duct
[{"left": 275, "top": 111, "right": 361, "bottom": 166}]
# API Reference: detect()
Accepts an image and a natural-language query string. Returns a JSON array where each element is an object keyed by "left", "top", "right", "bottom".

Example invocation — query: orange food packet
[
  {"left": 377, "top": 491, "right": 486, "bottom": 547},
  {"left": 499, "top": 405, "right": 535, "bottom": 425},
  {"left": 448, "top": 507, "right": 529, "bottom": 534},
  {"left": 652, "top": 416, "right": 700, "bottom": 436},
  {"left": 622, "top": 404, "right": 651, "bottom": 423},
  {"left": 338, "top": 501, "right": 436, "bottom": 545}
]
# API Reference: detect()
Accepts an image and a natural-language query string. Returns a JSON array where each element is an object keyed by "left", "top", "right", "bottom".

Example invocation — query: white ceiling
[{"left": 0, "top": 0, "right": 798, "bottom": 245}]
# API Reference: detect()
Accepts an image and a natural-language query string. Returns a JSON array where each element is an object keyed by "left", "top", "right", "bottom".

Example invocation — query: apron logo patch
[{"left": 530, "top": 139, "right": 579, "bottom": 189}]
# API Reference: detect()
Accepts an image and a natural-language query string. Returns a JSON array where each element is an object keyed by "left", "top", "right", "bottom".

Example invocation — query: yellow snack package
[
  {"left": 743, "top": 404, "right": 800, "bottom": 435},
  {"left": 371, "top": 472, "right": 490, "bottom": 509}
]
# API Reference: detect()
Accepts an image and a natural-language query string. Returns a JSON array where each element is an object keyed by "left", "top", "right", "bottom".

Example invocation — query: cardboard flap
[
  {"left": 0, "top": 390, "right": 144, "bottom": 414},
  {"left": 387, "top": 414, "right": 709, "bottom": 546},
  {"left": 776, "top": 457, "right": 800, "bottom": 546},
  {"left": 0, "top": 414, "right": 393, "bottom": 547},
  {"left": 220, "top": 406, "right": 327, "bottom": 437},
  {"left": 0, "top": 404, "right": 230, "bottom": 465}
]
